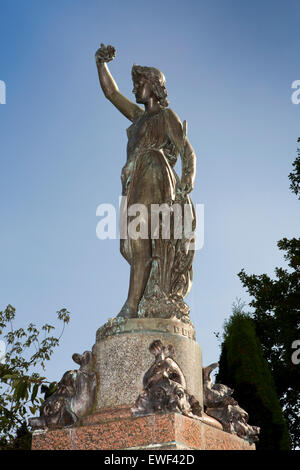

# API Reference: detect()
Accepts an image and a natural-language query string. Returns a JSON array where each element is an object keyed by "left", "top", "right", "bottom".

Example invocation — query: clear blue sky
[{"left": 0, "top": 0, "right": 299, "bottom": 382}]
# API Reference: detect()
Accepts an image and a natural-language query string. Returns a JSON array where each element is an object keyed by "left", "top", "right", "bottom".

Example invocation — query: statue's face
[
  {"left": 43, "top": 396, "right": 64, "bottom": 424},
  {"left": 148, "top": 378, "right": 191, "bottom": 415},
  {"left": 170, "top": 384, "right": 191, "bottom": 414},
  {"left": 133, "top": 78, "right": 153, "bottom": 104}
]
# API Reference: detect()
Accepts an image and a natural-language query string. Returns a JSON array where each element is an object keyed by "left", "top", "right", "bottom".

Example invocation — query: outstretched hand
[{"left": 95, "top": 43, "right": 116, "bottom": 64}]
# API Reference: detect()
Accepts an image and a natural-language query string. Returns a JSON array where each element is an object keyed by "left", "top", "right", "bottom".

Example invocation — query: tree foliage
[
  {"left": 289, "top": 137, "right": 300, "bottom": 199},
  {"left": 217, "top": 304, "right": 291, "bottom": 450},
  {"left": 0, "top": 305, "right": 70, "bottom": 449}
]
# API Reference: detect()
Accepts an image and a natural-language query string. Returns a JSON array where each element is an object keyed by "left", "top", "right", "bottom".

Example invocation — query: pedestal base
[
  {"left": 31, "top": 410, "right": 255, "bottom": 451},
  {"left": 93, "top": 318, "right": 203, "bottom": 410}
]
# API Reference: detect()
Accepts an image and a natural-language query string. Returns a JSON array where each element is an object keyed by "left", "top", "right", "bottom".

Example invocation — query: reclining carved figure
[
  {"left": 202, "top": 362, "right": 260, "bottom": 443},
  {"left": 29, "top": 351, "right": 97, "bottom": 430}
]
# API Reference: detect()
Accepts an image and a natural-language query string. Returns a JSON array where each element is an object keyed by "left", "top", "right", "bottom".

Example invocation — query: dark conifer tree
[{"left": 217, "top": 307, "right": 291, "bottom": 450}]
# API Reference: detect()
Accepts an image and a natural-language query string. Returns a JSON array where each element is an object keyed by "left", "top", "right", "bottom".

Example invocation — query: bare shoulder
[
  {"left": 108, "top": 91, "right": 144, "bottom": 122},
  {"left": 164, "top": 108, "right": 184, "bottom": 144},
  {"left": 163, "top": 107, "right": 183, "bottom": 128}
]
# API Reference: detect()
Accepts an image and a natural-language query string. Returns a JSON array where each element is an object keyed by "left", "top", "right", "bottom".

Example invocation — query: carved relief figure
[
  {"left": 132, "top": 340, "right": 201, "bottom": 418},
  {"left": 29, "top": 351, "right": 96, "bottom": 429},
  {"left": 95, "top": 44, "right": 197, "bottom": 321},
  {"left": 202, "top": 363, "right": 260, "bottom": 443}
]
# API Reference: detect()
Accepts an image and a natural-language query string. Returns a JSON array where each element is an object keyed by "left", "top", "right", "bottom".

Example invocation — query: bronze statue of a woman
[{"left": 95, "top": 44, "right": 196, "bottom": 322}]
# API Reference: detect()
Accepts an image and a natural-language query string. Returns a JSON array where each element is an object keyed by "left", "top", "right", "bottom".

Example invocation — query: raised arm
[
  {"left": 165, "top": 108, "right": 196, "bottom": 196},
  {"left": 95, "top": 44, "right": 143, "bottom": 122}
]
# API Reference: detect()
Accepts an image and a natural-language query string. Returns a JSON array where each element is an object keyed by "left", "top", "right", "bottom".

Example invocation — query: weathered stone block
[
  {"left": 31, "top": 411, "right": 255, "bottom": 450},
  {"left": 93, "top": 318, "right": 203, "bottom": 410}
]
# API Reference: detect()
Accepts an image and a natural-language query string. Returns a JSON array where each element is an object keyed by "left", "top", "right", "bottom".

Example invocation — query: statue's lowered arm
[
  {"left": 95, "top": 44, "right": 143, "bottom": 122},
  {"left": 166, "top": 108, "right": 196, "bottom": 196}
]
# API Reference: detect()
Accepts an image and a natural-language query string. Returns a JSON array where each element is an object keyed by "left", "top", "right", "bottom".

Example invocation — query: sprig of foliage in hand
[
  {"left": 0, "top": 305, "right": 70, "bottom": 445},
  {"left": 95, "top": 43, "right": 116, "bottom": 64}
]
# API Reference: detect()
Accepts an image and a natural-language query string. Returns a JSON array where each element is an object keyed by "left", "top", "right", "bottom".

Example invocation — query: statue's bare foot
[{"left": 117, "top": 302, "right": 137, "bottom": 319}]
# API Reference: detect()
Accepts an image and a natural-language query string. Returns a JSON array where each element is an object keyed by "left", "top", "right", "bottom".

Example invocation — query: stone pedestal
[
  {"left": 92, "top": 317, "right": 203, "bottom": 410},
  {"left": 31, "top": 316, "right": 257, "bottom": 451},
  {"left": 32, "top": 410, "right": 255, "bottom": 450}
]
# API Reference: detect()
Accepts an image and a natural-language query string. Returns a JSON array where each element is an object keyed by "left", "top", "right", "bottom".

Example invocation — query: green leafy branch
[{"left": 0, "top": 305, "right": 70, "bottom": 445}]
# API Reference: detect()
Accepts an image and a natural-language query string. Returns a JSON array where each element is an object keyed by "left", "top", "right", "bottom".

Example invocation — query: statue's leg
[
  {"left": 118, "top": 238, "right": 152, "bottom": 318},
  {"left": 118, "top": 150, "right": 165, "bottom": 318}
]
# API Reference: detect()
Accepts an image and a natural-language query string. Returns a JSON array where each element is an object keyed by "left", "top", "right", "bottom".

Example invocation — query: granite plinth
[
  {"left": 31, "top": 411, "right": 255, "bottom": 450},
  {"left": 92, "top": 317, "right": 203, "bottom": 410}
]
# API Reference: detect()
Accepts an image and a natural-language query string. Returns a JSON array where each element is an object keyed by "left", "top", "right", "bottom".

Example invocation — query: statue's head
[
  {"left": 131, "top": 65, "right": 169, "bottom": 107},
  {"left": 149, "top": 378, "right": 191, "bottom": 415},
  {"left": 145, "top": 340, "right": 187, "bottom": 390}
]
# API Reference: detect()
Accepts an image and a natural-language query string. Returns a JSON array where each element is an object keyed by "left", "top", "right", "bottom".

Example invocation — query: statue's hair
[
  {"left": 132, "top": 64, "right": 169, "bottom": 108},
  {"left": 149, "top": 339, "right": 164, "bottom": 355}
]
